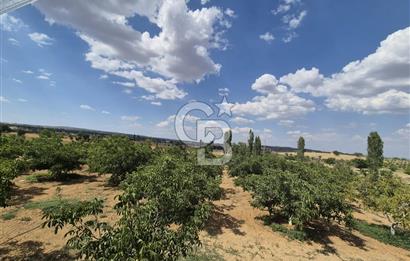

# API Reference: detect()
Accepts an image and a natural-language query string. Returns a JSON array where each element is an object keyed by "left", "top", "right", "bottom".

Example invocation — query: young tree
[
  {"left": 254, "top": 136, "right": 262, "bottom": 156},
  {"left": 248, "top": 130, "right": 254, "bottom": 154},
  {"left": 224, "top": 130, "right": 232, "bottom": 147},
  {"left": 367, "top": 131, "right": 384, "bottom": 171},
  {"left": 297, "top": 136, "right": 305, "bottom": 160},
  {"left": 87, "top": 136, "right": 152, "bottom": 185}
]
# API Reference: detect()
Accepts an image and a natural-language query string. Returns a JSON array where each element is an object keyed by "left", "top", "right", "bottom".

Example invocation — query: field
[
  {"left": 0, "top": 130, "right": 409, "bottom": 260},
  {"left": 1, "top": 168, "right": 410, "bottom": 260}
]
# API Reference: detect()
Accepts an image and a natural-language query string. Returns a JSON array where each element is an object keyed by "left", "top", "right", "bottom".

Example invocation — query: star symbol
[{"left": 215, "top": 96, "right": 233, "bottom": 117}]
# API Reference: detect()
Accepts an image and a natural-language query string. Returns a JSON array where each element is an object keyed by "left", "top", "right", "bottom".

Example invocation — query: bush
[
  {"left": 324, "top": 157, "right": 336, "bottom": 165},
  {"left": 87, "top": 136, "right": 153, "bottom": 185},
  {"left": 42, "top": 152, "right": 222, "bottom": 260},
  {"left": 351, "top": 158, "right": 369, "bottom": 169},
  {"left": 0, "top": 159, "right": 27, "bottom": 207},
  {"left": 25, "top": 131, "right": 81, "bottom": 179},
  {"left": 235, "top": 157, "right": 355, "bottom": 230},
  {"left": 333, "top": 150, "right": 341, "bottom": 156}
]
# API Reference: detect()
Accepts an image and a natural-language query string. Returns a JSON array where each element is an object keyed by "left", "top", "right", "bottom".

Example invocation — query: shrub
[
  {"left": 42, "top": 153, "right": 222, "bottom": 260},
  {"left": 324, "top": 157, "right": 336, "bottom": 165},
  {"left": 0, "top": 159, "right": 27, "bottom": 207},
  {"left": 333, "top": 150, "right": 341, "bottom": 156},
  {"left": 351, "top": 158, "right": 369, "bottom": 169},
  {"left": 87, "top": 136, "right": 152, "bottom": 185},
  {"left": 25, "top": 132, "right": 81, "bottom": 179}
]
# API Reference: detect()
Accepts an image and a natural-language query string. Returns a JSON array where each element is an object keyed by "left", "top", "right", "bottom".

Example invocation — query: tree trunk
[{"left": 390, "top": 223, "right": 397, "bottom": 236}]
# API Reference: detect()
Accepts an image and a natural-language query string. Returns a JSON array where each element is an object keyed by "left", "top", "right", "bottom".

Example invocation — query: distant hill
[{"left": 1, "top": 122, "right": 342, "bottom": 154}]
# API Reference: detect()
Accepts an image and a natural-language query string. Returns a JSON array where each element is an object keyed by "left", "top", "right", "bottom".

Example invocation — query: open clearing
[{"left": 1, "top": 169, "right": 409, "bottom": 260}]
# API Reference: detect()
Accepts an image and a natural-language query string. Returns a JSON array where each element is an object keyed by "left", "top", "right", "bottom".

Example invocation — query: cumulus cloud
[
  {"left": 231, "top": 116, "right": 254, "bottom": 125},
  {"left": 113, "top": 81, "right": 135, "bottom": 87},
  {"left": 156, "top": 114, "right": 200, "bottom": 128},
  {"left": 34, "top": 0, "right": 232, "bottom": 99},
  {"left": 18, "top": 98, "right": 28, "bottom": 102},
  {"left": 101, "top": 110, "right": 111, "bottom": 114},
  {"left": 80, "top": 104, "right": 95, "bottom": 111},
  {"left": 395, "top": 123, "right": 410, "bottom": 138},
  {"left": 259, "top": 32, "right": 275, "bottom": 43},
  {"left": 278, "top": 119, "right": 294, "bottom": 127},
  {"left": 232, "top": 74, "right": 315, "bottom": 120},
  {"left": 29, "top": 32, "right": 54, "bottom": 47},
  {"left": 0, "top": 14, "right": 25, "bottom": 31},
  {"left": 151, "top": 101, "right": 162, "bottom": 106},
  {"left": 224, "top": 8, "right": 236, "bottom": 18},
  {"left": 280, "top": 27, "right": 410, "bottom": 114},
  {"left": 22, "top": 70, "right": 34, "bottom": 74}
]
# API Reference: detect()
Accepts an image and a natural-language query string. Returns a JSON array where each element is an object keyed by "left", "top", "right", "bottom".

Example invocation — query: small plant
[
  {"left": 20, "top": 216, "right": 32, "bottom": 222},
  {"left": 1, "top": 209, "right": 18, "bottom": 220}
]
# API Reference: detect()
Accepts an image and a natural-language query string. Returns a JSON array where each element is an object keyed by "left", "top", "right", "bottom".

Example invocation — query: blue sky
[{"left": 1, "top": 0, "right": 409, "bottom": 157}]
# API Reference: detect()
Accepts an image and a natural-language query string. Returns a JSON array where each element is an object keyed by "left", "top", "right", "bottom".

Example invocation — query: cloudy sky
[{"left": 1, "top": 0, "right": 409, "bottom": 157}]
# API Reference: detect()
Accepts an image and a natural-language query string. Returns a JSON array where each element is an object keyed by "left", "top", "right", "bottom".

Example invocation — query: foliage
[
  {"left": 0, "top": 135, "right": 27, "bottom": 159},
  {"left": 0, "top": 159, "right": 27, "bottom": 207},
  {"left": 351, "top": 158, "right": 369, "bottom": 169},
  {"left": 248, "top": 130, "right": 254, "bottom": 154},
  {"left": 297, "top": 136, "right": 305, "bottom": 160},
  {"left": 352, "top": 219, "right": 410, "bottom": 250},
  {"left": 1, "top": 209, "right": 18, "bottom": 220},
  {"left": 25, "top": 131, "right": 81, "bottom": 179},
  {"left": 224, "top": 130, "right": 232, "bottom": 147},
  {"left": 87, "top": 136, "right": 153, "bottom": 185},
  {"left": 254, "top": 136, "right": 262, "bottom": 156},
  {"left": 367, "top": 132, "right": 384, "bottom": 170},
  {"left": 270, "top": 222, "right": 307, "bottom": 241},
  {"left": 42, "top": 152, "right": 221, "bottom": 260},
  {"left": 333, "top": 150, "right": 341, "bottom": 156},
  {"left": 234, "top": 155, "right": 355, "bottom": 230},
  {"left": 358, "top": 171, "right": 410, "bottom": 233},
  {"left": 324, "top": 157, "right": 336, "bottom": 165}
]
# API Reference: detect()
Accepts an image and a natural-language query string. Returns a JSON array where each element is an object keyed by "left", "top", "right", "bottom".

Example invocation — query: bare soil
[{"left": 1, "top": 170, "right": 409, "bottom": 260}]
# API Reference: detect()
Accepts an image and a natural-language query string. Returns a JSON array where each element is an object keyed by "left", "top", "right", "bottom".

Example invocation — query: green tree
[
  {"left": 87, "top": 136, "right": 152, "bottom": 185},
  {"left": 297, "top": 136, "right": 305, "bottom": 160},
  {"left": 254, "top": 136, "right": 262, "bottom": 156},
  {"left": 25, "top": 131, "right": 81, "bottom": 179},
  {"left": 248, "top": 129, "right": 254, "bottom": 154},
  {"left": 367, "top": 132, "right": 384, "bottom": 171},
  {"left": 224, "top": 130, "right": 232, "bottom": 147},
  {"left": 42, "top": 153, "right": 221, "bottom": 260}
]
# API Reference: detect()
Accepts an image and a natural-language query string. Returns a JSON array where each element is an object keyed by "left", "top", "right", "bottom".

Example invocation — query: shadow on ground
[
  {"left": 204, "top": 204, "right": 246, "bottom": 236},
  {"left": 0, "top": 240, "right": 75, "bottom": 261}
]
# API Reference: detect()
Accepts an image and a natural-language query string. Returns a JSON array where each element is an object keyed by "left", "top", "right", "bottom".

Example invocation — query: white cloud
[
  {"left": 99, "top": 74, "right": 108, "bottom": 79},
  {"left": 0, "top": 96, "right": 10, "bottom": 103},
  {"left": 101, "top": 110, "right": 111, "bottom": 114},
  {"left": 224, "top": 8, "right": 236, "bottom": 18},
  {"left": 278, "top": 119, "right": 294, "bottom": 127},
  {"left": 141, "top": 95, "right": 156, "bottom": 101},
  {"left": 29, "top": 32, "right": 54, "bottom": 47},
  {"left": 151, "top": 101, "right": 162, "bottom": 106},
  {"left": 232, "top": 74, "right": 315, "bottom": 120},
  {"left": 0, "top": 14, "right": 25, "bottom": 31},
  {"left": 156, "top": 114, "right": 200, "bottom": 127},
  {"left": 35, "top": 0, "right": 232, "bottom": 99},
  {"left": 37, "top": 75, "right": 49, "bottom": 80},
  {"left": 17, "top": 98, "right": 28, "bottom": 102},
  {"left": 121, "top": 115, "right": 140, "bottom": 121},
  {"left": 272, "top": 0, "right": 300, "bottom": 15},
  {"left": 280, "top": 67, "right": 324, "bottom": 94},
  {"left": 218, "top": 87, "right": 230, "bottom": 96},
  {"left": 231, "top": 116, "right": 254, "bottom": 125},
  {"left": 123, "top": 89, "right": 133, "bottom": 94},
  {"left": 281, "top": 27, "right": 410, "bottom": 114},
  {"left": 201, "top": 0, "right": 211, "bottom": 5},
  {"left": 282, "top": 31, "right": 298, "bottom": 43},
  {"left": 12, "top": 78, "right": 22, "bottom": 84},
  {"left": 259, "top": 32, "right": 275, "bottom": 43},
  {"left": 80, "top": 104, "right": 95, "bottom": 111},
  {"left": 282, "top": 10, "right": 307, "bottom": 29},
  {"left": 22, "top": 70, "right": 34, "bottom": 74},
  {"left": 395, "top": 123, "right": 410, "bottom": 139},
  {"left": 113, "top": 81, "right": 135, "bottom": 87},
  {"left": 8, "top": 38, "right": 19, "bottom": 46}
]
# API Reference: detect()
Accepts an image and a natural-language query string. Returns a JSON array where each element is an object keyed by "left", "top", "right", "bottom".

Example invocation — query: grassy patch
[
  {"left": 352, "top": 219, "right": 410, "bottom": 251},
  {"left": 25, "top": 172, "right": 53, "bottom": 183},
  {"left": 270, "top": 222, "right": 308, "bottom": 241},
  {"left": 1, "top": 209, "right": 18, "bottom": 220},
  {"left": 24, "top": 197, "right": 80, "bottom": 210}
]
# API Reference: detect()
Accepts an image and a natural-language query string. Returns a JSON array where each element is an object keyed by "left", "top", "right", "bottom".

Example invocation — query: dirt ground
[
  {"left": 278, "top": 151, "right": 363, "bottom": 161},
  {"left": 1, "top": 170, "right": 410, "bottom": 260}
]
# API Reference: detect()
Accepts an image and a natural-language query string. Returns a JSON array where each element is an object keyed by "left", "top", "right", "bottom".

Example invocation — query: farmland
[{"left": 0, "top": 127, "right": 409, "bottom": 260}]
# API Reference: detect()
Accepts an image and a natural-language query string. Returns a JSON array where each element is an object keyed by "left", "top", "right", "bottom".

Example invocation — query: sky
[{"left": 1, "top": 0, "right": 409, "bottom": 158}]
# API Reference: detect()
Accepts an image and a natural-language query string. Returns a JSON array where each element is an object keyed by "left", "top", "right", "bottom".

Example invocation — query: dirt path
[{"left": 199, "top": 170, "right": 410, "bottom": 261}]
